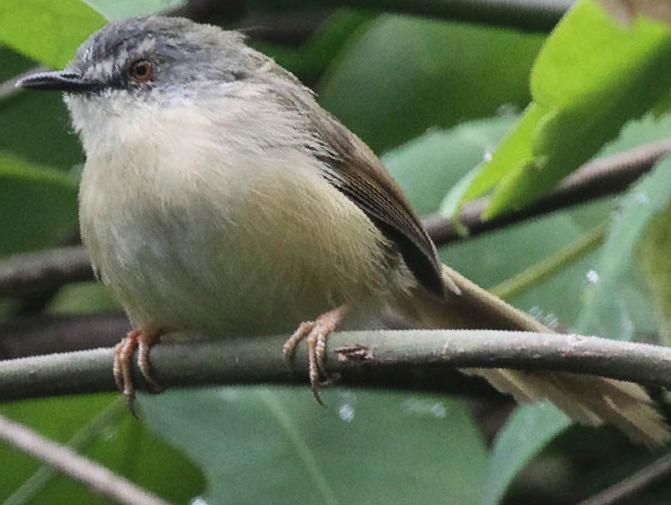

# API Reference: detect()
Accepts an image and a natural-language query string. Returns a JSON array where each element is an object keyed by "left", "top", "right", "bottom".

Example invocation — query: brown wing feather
[
  {"left": 314, "top": 112, "right": 445, "bottom": 297},
  {"left": 267, "top": 82, "right": 445, "bottom": 297}
]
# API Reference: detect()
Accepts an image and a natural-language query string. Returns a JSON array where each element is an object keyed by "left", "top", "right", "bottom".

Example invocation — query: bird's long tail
[{"left": 399, "top": 264, "right": 670, "bottom": 447}]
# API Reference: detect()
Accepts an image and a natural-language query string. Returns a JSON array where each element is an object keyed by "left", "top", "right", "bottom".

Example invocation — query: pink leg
[
  {"left": 113, "top": 327, "right": 163, "bottom": 415},
  {"left": 283, "top": 305, "right": 350, "bottom": 405}
]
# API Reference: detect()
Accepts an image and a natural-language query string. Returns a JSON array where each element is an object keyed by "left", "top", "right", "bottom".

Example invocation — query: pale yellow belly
[{"left": 81, "top": 159, "right": 400, "bottom": 338}]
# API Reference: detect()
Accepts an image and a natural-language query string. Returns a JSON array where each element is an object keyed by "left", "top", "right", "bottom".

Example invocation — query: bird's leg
[
  {"left": 113, "top": 327, "right": 164, "bottom": 415},
  {"left": 283, "top": 304, "right": 350, "bottom": 405}
]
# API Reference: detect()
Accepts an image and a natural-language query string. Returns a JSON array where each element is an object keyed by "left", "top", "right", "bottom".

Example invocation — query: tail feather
[{"left": 397, "top": 264, "right": 670, "bottom": 447}]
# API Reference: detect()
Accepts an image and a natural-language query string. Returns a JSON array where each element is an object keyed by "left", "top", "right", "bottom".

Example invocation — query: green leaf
[
  {"left": 459, "top": 0, "right": 671, "bottom": 217},
  {"left": 463, "top": 113, "right": 671, "bottom": 505},
  {"left": 481, "top": 403, "right": 571, "bottom": 505},
  {"left": 142, "top": 387, "right": 487, "bottom": 505},
  {"left": 638, "top": 203, "right": 671, "bottom": 344},
  {"left": 0, "top": 0, "right": 106, "bottom": 68},
  {"left": 0, "top": 396, "right": 205, "bottom": 505},
  {"left": 383, "top": 114, "right": 517, "bottom": 216},
  {"left": 0, "top": 152, "right": 78, "bottom": 256},
  {"left": 578, "top": 155, "right": 671, "bottom": 340},
  {"left": 318, "top": 15, "right": 542, "bottom": 152}
]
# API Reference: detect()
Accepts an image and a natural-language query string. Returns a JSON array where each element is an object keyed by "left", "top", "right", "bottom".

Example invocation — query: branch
[
  {"left": 0, "top": 414, "right": 172, "bottom": 505},
  {"left": 0, "top": 313, "right": 129, "bottom": 359},
  {"left": 577, "top": 451, "right": 671, "bottom": 505},
  {"left": 0, "top": 246, "right": 92, "bottom": 297},
  {"left": 0, "top": 139, "right": 665, "bottom": 300},
  {"left": 181, "top": 0, "right": 570, "bottom": 32},
  {"left": 424, "top": 138, "right": 671, "bottom": 243},
  {"left": 3, "top": 329, "right": 671, "bottom": 402},
  {"left": 3, "top": 399, "right": 127, "bottom": 505}
]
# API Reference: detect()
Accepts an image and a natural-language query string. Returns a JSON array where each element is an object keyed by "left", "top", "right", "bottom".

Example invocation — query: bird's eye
[{"left": 128, "top": 60, "right": 153, "bottom": 83}]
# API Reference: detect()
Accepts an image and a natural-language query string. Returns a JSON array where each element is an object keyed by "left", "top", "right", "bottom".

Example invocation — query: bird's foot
[
  {"left": 113, "top": 327, "right": 163, "bottom": 416},
  {"left": 283, "top": 305, "right": 349, "bottom": 405}
]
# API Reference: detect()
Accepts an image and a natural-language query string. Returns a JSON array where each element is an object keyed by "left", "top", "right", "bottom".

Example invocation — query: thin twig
[
  {"left": 3, "top": 329, "right": 671, "bottom": 402},
  {"left": 3, "top": 399, "right": 126, "bottom": 505},
  {"left": 490, "top": 221, "right": 608, "bottom": 299},
  {"left": 577, "top": 451, "right": 671, "bottom": 505},
  {"left": 0, "top": 414, "right": 172, "bottom": 505}
]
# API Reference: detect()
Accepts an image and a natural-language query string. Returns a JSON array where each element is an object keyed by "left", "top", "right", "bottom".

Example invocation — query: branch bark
[
  {"left": 2, "top": 329, "right": 671, "bottom": 403},
  {"left": 0, "top": 414, "right": 172, "bottom": 505}
]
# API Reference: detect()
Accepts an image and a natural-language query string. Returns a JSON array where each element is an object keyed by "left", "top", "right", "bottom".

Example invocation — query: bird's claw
[{"left": 113, "top": 328, "right": 163, "bottom": 416}]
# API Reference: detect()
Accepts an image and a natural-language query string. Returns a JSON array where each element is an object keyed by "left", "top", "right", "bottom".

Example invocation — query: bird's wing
[{"left": 264, "top": 81, "right": 446, "bottom": 297}]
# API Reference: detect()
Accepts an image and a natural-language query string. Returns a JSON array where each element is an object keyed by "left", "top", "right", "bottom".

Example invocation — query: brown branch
[
  {"left": 0, "top": 313, "right": 495, "bottom": 398},
  {"left": 0, "top": 139, "right": 666, "bottom": 301},
  {"left": 2, "top": 329, "right": 671, "bottom": 402},
  {"left": 424, "top": 138, "right": 671, "bottom": 243},
  {"left": 0, "top": 313, "right": 129, "bottom": 359},
  {"left": 577, "top": 452, "right": 671, "bottom": 505},
  {"left": 0, "top": 414, "right": 172, "bottom": 505},
  {"left": 0, "top": 246, "right": 92, "bottom": 297}
]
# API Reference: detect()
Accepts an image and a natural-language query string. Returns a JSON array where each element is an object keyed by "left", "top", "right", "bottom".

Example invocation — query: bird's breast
[{"left": 78, "top": 102, "right": 398, "bottom": 337}]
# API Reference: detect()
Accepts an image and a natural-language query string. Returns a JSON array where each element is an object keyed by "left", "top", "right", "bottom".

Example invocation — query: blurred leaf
[
  {"left": 383, "top": 114, "right": 517, "bottom": 216},
  {"left": 0, "top": 395, "right": 205, "bottom": 504},
  {"left": 0, "top": 48, "right": 83, "bottom": 170},
  {"left": 251, "top": 10, "right": 372, "bottom": 84},
  {"left": 142, "top": 387, "right": 487, "bottom": 505},
  {"left": 455, "top": 113, "right": 671, "bottom": 505},
  {"left": 0, "top": 0, "right": 105, "bottom": 68},
  {"left": 458, "top": 0, "right": 671, "bottom": 218},
  {"left": 49, "top": 282, "right": 120, "bottom": 314},
  {"left": 481, "top": 403, "right": 570, "bottom": 505},
  {"left": 84, "top": 0, "right": 183, "bottom": 20},
  {"left": 578, "top": 155, "right": 671, "bottom": 340},
  {"left": 318, "top": 15, "right": 542, "bottom": 152},
  {"left": 0, "top": 152, "right": 77, "bottom": 256},
  {"left": 638, "top": 203, "right": 671, "bottom": 344}
]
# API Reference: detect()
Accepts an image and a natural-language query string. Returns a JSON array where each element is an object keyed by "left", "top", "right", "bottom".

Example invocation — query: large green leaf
[
  {"left": 142, "top": 387, "right": 487, "bottom": 505},
  {"left": 481, "top": 403, "right": 571, "bottom": 505},
  {"left": 577, "top": 156, "right": 671, "bottom": 339},
  {"left": 0, "top": 396, "right": 205, "bottom": 504},
  {"left": 0, "top": 0, "right": 105, "bottom": 68},
  {"left": 457, "top": 0, "right": 671, "bottom": 218},
  {"left": 0, "top": 152, "right": 78, "bottom": 256},
  {"left": 0, "top": 48, "right": 83, "bottom": 170},
  {"left": 638, "top": 203, "right": 671, "bottom": 344},
  {"left": 318, "top": 15, "right": 542, "bottom": 152},
  {"left": 473, "top": 116, "right": 671, "bottom": 505},
  {"left": 383, "top": 114, "right": 517, "bottom": 215}
]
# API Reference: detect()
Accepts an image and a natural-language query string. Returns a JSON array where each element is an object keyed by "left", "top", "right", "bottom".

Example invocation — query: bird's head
[{"left": 16, "top": 16, "right": 279, "bottom": 138}]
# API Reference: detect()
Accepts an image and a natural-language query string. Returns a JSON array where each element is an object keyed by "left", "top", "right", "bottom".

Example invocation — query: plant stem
[{"left": 490, "top": 222, "right": 608, "bottom": 300}]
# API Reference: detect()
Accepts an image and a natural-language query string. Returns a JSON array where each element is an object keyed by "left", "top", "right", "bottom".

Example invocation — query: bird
[{"left": 17, "top": 16, "right": 669, "bottom": 446}]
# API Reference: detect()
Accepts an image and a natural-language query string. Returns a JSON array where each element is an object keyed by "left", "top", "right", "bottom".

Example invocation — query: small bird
[{"left": 18, "top": 16, "right": 669, "bottom": 445}]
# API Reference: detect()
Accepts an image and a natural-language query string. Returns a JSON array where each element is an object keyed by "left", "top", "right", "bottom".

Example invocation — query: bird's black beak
[{"left": 16, "top": 70, "right": 99, "bottom": 92}]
